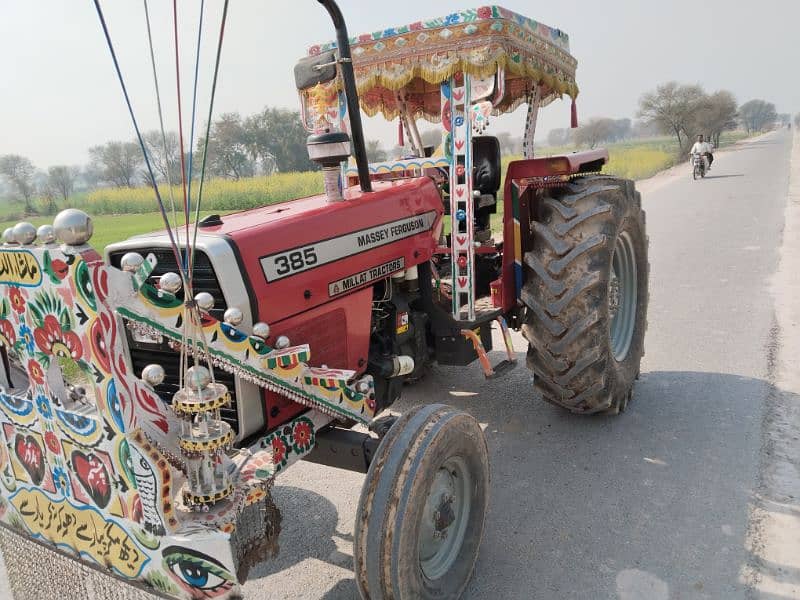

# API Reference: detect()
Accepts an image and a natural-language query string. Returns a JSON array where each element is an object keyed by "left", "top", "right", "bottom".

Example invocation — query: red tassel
[
  {"left": 570, "top": 97, "right": 578, "bottom": 129},
  {"left": 398, "top": 120, "right": 404, "bottom": 147}
]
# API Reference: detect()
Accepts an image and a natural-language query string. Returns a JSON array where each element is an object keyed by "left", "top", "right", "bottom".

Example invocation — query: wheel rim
[
  {"left": 608, "top": 231, "right": 638, "bottom": 361},
  {"left": 418, "top": 456, "right": 472, "bottom": 581}
]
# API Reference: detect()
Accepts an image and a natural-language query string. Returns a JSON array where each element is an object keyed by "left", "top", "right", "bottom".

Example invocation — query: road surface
[{"left": 242, "top": 130, "right": 798, "bottom": 600}]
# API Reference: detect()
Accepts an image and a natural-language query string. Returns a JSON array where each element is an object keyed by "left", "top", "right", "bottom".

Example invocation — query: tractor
[{"left": 0, "top": 2, "right": 647, "bottom": 599}]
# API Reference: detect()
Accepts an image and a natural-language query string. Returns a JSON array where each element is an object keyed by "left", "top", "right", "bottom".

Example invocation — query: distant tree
[
  {"left": 739, "top": 100, "right": 777, "bottom": 134},
  {"left": 574, "top": 118, "right": 616, "bottom": 149},
  {"left": 88, "top": 141, "right": 142, "bottom": 188},
  {"left": 0, "top": 155, "right": 37, "bottom": 213},
  {"left": 631, "top": 120, "right": 661, "bottom": 138},
  {"left": 47, "top": 165, "right": 79, "bottom": 202},
  {"left": 610, "top": 118, "right": 632, "bottom": 142},
  {"left": 366, "top": 140, "right": 387, "bottom": 162},
  {"left": 777, "top": 113, "right": 791, "bottom": 126},
  {"left": 795, "top": 113, "right": 800, "bottom": 128},
  {"left": 638, "top": 82, "right": 706, "bottom": 151},
  {"left": 142, "top": 130, "right": 182, "bottom": 184},
  {"left": 243, "top": 107, "right": 315, "bottom": 174},
  {"left": 697, "top": 91, "right": 738, "bottom": 147},
  {"left": 546, "top": 128, "right": 572, "bottom": 147},
  {"left": 495, "top": 132, "right": 521, "bottom": 155},
  {"left": 199, "top": 113, "right": 255, "bottom": 180}
]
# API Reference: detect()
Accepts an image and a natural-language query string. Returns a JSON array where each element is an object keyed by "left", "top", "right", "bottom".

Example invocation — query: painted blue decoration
[
  {"left": 456, "top": 209, "right": 467, "bottom": 222},
  {"left": 454, "top": 115, "right": 464, "bottom": 127}
]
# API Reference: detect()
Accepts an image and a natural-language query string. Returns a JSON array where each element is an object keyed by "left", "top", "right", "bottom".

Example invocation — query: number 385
[{"left": 274, "top": 248, "right": 318, "bottom": 275}]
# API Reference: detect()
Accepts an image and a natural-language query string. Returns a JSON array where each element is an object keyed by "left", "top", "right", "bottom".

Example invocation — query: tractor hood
[{"left": 112, "top": 177, "right": 444, "bottom": 326}]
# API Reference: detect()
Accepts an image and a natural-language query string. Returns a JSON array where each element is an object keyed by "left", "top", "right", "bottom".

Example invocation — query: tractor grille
[{"left": 108, "top": 247, "right": 240, "bottom": 434}]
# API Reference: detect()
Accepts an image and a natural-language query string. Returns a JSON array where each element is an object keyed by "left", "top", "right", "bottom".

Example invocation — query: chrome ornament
[
  {"left": 141, "top": 363, "right": 166, "bottom": 387},
  {"left": 223, "top": 307, "right": 244, "bottom": 327},
  {"left": 2, "top": 228, "right": 16, "bottom": 245},
  {"left": 185, "top": 365, "right": 212, "bottom": 391},
  {"left": 159, "top": 272, "right": 182, "bottom": 294},
  {"left": 252, "top": 322, "right": 270, "bottom": 339},
  {"left": 53, "top": 208, "right": 93, "bottom": 245},
  {"left": 194, "top": 292, "right": 215, "bottom": 312},
  {"left": 275, "top": 335, "right": 290, "bottom": 350},
  {"left": 12, "top": 222, "right": 36, "bottom": 245},
  {"left": 120, "top": 252, "right": 145, "bottom": 272},
  {"left": 36, "top": 224, "right": 56, "bottom": 244}
]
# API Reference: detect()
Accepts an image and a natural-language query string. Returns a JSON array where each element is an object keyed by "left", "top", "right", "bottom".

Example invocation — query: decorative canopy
[{"left": 305, "top": 5, "right": 578, "bottom": 123}]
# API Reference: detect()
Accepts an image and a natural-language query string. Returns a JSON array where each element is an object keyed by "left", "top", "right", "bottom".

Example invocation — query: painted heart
[
  {"left": 455, "top": 139, "right": 465, "bottom": 151},
  {"left": 456, "top": 236, "right": 467, "bottom": 246},
  {"left": 72, "top": 450, "right": 111, "bottom": 508},
  {"left": 458, "top": 277, "right": 468, "bottom": 288},
  {"left": 455, "top": 187, "right": 464, "bottom": 197},
  {"left": 453, "top": 89, "right": 464, "bottom": 101},
  {"left": 14, "top": 434, "right": 44, "bottom": 485}
]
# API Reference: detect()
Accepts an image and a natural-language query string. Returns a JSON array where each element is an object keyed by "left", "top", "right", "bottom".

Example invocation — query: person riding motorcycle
[{"left": 690, "top": 134, "right": 713, "bottom": 171}]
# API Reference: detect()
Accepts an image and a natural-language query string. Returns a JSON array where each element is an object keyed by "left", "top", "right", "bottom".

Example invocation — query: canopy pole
[{"left": 522, "top": 85, "right": 542, "bottom": 159}]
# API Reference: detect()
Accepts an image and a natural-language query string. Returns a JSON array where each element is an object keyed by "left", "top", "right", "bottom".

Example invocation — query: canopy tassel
[{"left": 570, "top": 97, "right": 578, "bottom": 129}]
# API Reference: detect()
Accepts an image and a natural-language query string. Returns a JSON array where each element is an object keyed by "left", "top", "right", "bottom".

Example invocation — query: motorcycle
[{"left": 692, "top": 152, "right": 707, "bottom": 180}]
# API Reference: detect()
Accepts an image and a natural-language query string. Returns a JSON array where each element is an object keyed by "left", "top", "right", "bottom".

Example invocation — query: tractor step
[{"left": 461, "top": 316, "right": 517, "bottom": 378}]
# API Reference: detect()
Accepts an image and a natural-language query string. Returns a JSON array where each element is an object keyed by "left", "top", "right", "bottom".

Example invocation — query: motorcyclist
[
  {"left": 704, "top": 136, "right": 714, "bottom": 169},
  {"left": 690, "top": 135, "right": 711, "bottom": 171}
]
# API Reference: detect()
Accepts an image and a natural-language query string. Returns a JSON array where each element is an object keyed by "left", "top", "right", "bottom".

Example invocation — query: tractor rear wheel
[
  {"left": 354, "top": 404, "right": 489, "bottom": 600},
  {"left": 522, "top": 176, "right": 648, "bottom": 414}
]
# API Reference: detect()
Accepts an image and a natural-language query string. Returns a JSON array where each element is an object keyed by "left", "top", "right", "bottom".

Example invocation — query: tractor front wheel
[
  {"left": 522, "top": 176, "right": 649, "bottom": 414},
  {"left": 354, "top": 404, "right": 489, "bottom": 600}
]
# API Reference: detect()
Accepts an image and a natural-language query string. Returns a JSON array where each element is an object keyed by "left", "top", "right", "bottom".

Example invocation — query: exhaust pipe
[{"left": 317, "top": 0, "right": 372, "bottom": 193}]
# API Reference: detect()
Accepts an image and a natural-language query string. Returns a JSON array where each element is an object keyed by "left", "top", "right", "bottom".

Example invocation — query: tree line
[
  {"left": 0, "top": 106, "right": 316, "bottom": 215},
  {"left": 548, "top": 84, "right": 789, "bottom": 152}
]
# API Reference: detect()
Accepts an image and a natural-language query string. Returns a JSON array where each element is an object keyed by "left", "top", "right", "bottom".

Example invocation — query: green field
[{"left": 0, "top": 132, "right": 752, "bottom": 252}]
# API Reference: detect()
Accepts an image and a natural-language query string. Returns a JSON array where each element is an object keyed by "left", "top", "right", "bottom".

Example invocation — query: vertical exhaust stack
[
  {"left": 307, "top": 131, "right": 351, "bottom": 202},
  {"left": 317, "top": 0, "right": 372, "bottom": 193}
]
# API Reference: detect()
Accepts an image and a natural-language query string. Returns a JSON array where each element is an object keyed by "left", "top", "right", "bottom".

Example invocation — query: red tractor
[{"left": 94, "top": 2, "right": 649, "bottom": 597}]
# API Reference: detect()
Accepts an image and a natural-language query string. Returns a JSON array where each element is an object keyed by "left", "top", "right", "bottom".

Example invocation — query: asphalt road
[{"left": 244, "top": 130, "right": 797, "bottom": 600}]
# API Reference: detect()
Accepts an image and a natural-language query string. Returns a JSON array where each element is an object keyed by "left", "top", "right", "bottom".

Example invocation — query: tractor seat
[{"left": 473, "top": 136, "right": 501, "bottom": 196}]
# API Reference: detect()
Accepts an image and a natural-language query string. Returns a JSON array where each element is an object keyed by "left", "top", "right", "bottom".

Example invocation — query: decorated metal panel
[
  {"left": 443, "top": 73, "right": 475, "bottom": 320},
  {"left": 0, "top": 242, "right": 354, "bottom": 598}
]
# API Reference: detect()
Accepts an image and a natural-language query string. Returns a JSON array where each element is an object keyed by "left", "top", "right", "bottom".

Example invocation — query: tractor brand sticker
[
  {"left": 261, "top": 211, "right": 436, "bottom": 282},
  {"left": 0, "top": 249, "right": 42, "bottom": 286},
  {"left": 396, "top": 311, "right": 409, "bottom": 334},
  {"left": 328, "top": 257, "right": 405, "bottom": 297}
]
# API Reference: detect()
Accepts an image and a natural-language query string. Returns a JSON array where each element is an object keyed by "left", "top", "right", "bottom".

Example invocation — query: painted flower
[
  {"left": 477, "top": 6, "right": 493, "bottom": 19},
  {"left": 18, "top": 323, "right": 35, "bottom": 355},
  {"left": 35, "top": 395, "right": 52, "bottom": 419},
  {"left": 52, "top": 466, "right": 70, "bottom": 496},
  {"left": 366, "top": 394, "right": 377, "bottom": 413},
  {"left": 291, "top": 419, "right": 314, "bottom": 454},
  {"left": 409, "top": 21, "right": 423, "bottom": 31},
  {"left": 0, "top": 320, "right": 16, "bottom": 349},
  {"left": 33, "top": 314, "right": 83, "bottom": 360},
  {"left": 27, "top": 359, "right": 45, "bottom": 385},
  {"left": 271, "top": 435, "right": 289, "bottom": 470},
  {"left": 44, "top": 430, "right": 61, "bottom": 454},
  {"left": 8, "top": 288, "right": 26, "bottom": 314},
  {"left": 308, "top": 44, "right": 320, "bottom": 55},
  {"left": 358, "top": 33, "right": 372, "bottom": 43}
]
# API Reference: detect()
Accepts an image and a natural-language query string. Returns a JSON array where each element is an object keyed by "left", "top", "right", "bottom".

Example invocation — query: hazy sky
[{"left": 1, "top": 0, "right": 798, "bottom": 168}]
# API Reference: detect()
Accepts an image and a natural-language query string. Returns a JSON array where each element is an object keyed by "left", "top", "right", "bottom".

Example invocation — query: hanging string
[
  {"left": 92, "top": 0, "right": 186, "bottom": 283},
  {"left": 188, "top": 0, "right": 229, "bottom": 279},
  {"left": 172, "top": 0, "right": 190, "bottom": 275},
  {"left": 185, "top": 0, "right": 206, "bottom": 261},
  {"left": 143, "top": 0, "right": 180, "bottom": 250}
]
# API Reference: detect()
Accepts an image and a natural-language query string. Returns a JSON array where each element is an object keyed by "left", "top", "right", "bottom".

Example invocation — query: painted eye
[{"left": 162, "top": 546, "right": 235, "bottom": 596}]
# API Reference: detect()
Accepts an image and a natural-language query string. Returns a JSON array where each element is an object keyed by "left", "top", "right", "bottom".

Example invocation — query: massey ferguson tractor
[{"left": 0, "top": 2, "right": 647, "bottom": 599}]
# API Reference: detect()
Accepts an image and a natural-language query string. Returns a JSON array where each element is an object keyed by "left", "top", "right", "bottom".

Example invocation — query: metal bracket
[{"left": 461, "top": 316, "right": 517, "bottom": 378}]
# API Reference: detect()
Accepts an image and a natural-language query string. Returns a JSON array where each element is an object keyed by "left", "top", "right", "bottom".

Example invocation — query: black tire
[
  {"left": 354, "top": 404, "right": 489, "bottom": 600},
  {"left": 522, "top": 176, "right": 649, "bottom": 414},
  {"left": 693, "top": 167, "right": 699, "bottom": 180}
]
